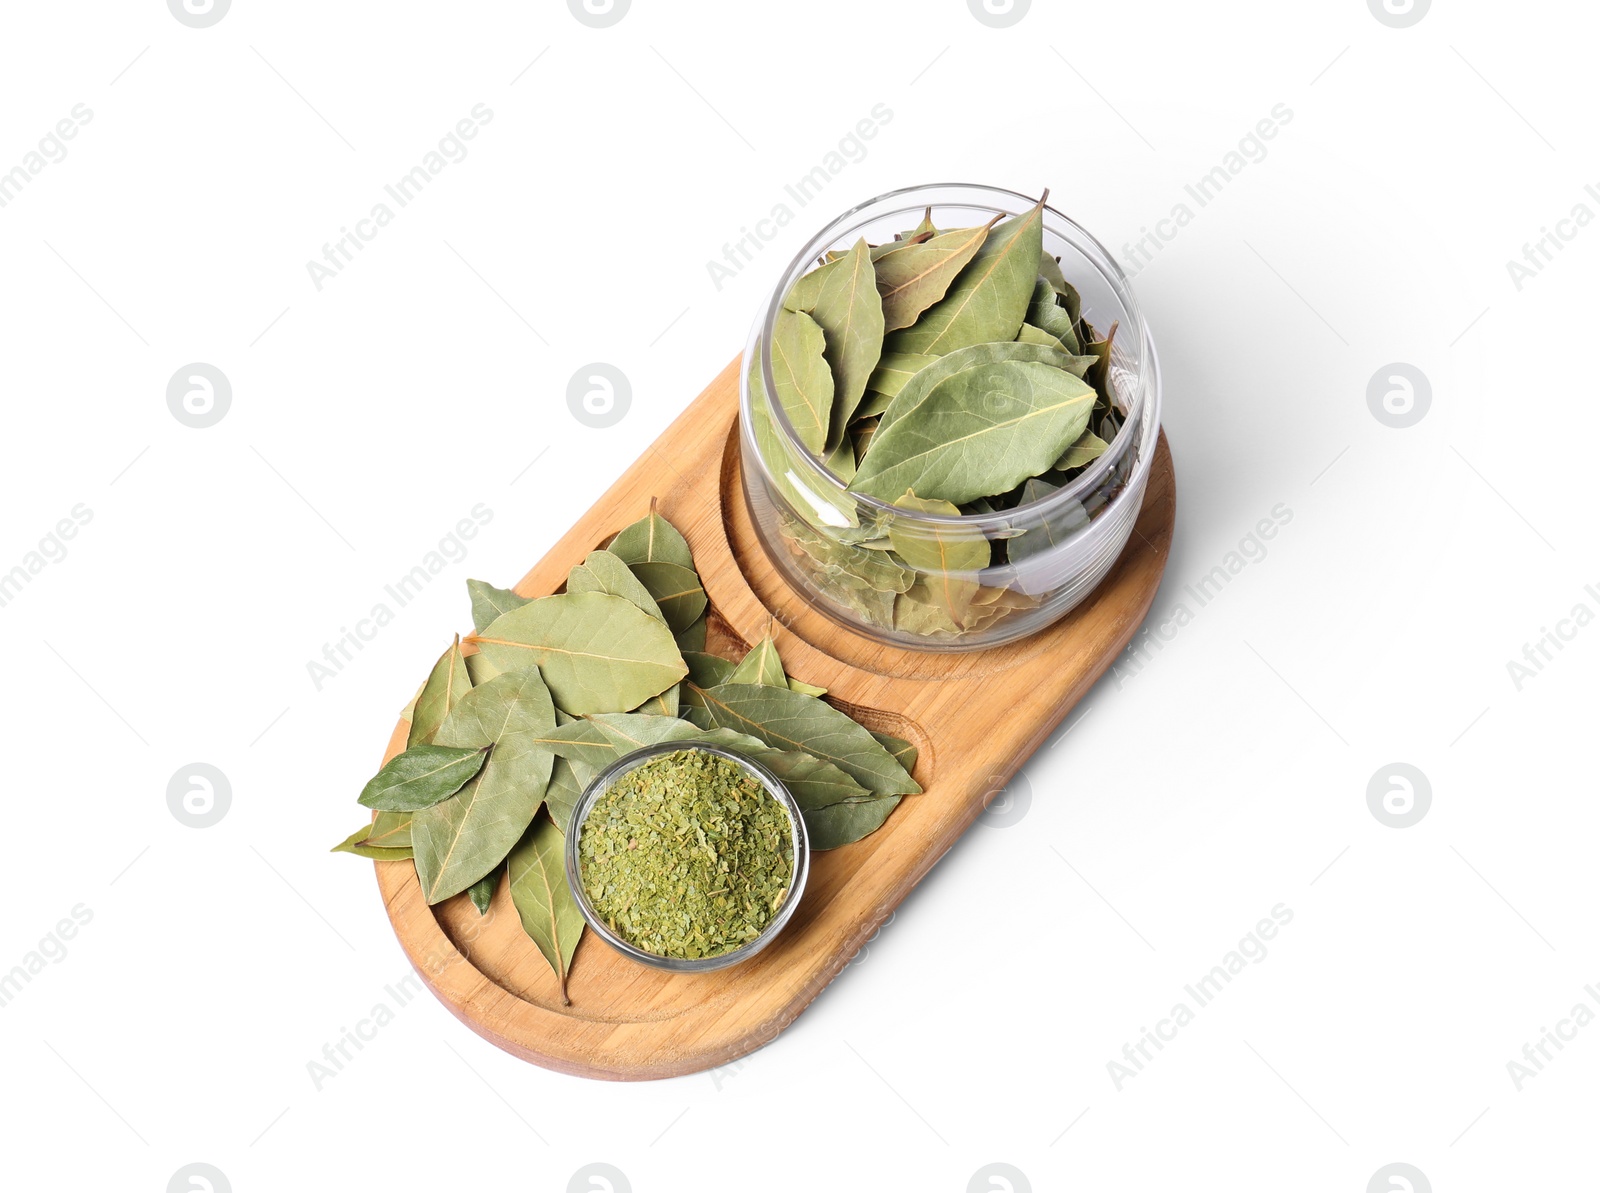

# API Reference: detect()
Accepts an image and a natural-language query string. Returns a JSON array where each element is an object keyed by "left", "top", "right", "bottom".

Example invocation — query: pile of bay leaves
[
  {"left": 334, "top": 505, "right": 920, "bottom": 1000},
  {"left": 750, "top": 191, "right": 1130, "bottom": 639}
]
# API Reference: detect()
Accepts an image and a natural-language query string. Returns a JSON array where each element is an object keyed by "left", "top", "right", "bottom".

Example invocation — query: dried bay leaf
[
  {"left": 366, "top": 811, "right": 412, "bottom": 849},
  {"left": 412, "top": 667, "right": 558, "bottom": 903},
  {"left": 810, "top": 238, "right": 885, "bottom": 447},
  {"left": 467, "top": 580, "right": 530, "bottom": 634},
  {"left": 1006, "top": 476, "right": 1091, "bottom": 579},
  {"left": 674, "top": 613, "right": 708, "bottom": 653},
  {"left": 464, "top": 651, "right": 501, "bottom": 686},
  {"left": 729, "top": 628, "right": 786, "bottom": 687},
  {"left": 852, "top": 417, "right": 880, "bottom": 466},
  {"left": 823, "top": 436, "right": 858, "bottom": 484},
  {"left": 853, "top": 391, "right": 893, "bottom": 422},
  {"left": 866, "top": 352, "right": 940, "bottom": 401},
  {"left": 870, "top": 731, "right": 918, "bottom": 774},
  {"left": 874, "top": 218, "right": 997, "bottom": 332},
  {"left": 567, "top": 549, "right": 665, "bottom": 624},
  {"left": 608, "top": 501, "right": 696, "bottom": 570},
  {"left": 804, "top": 795, "right": 902, "bottom": 851},
  {"left": 781, "top": 517, "right": 915, "bottom": 594},
  {"left": 783, "top": 255, "right": 837, "bottom": 313},
  {"left": 851, "top": 357, "right": 1096, "bottom": 505},
  {"left": 1027, "top": 276, "right": 1081, "bottom": 353},
  {"left": 1016, "top": 322, "right": 1074, "bottom": 353},
  {"left": 331, "top": 826, "right": 413, "bottom": 862},
  {"left": 544, "top": 756, "right": 588, "bottom": 833},
  {"left": 631, "top": 683, "right": 680, "bottom": 717},
  {"left": 1055, "top": 429, "right": 1110, "bottom": 472},
  {"left": 627, "top": 561, "right": 708, "bottom": 633},
  {"left": 887, "top": 491, "right": 988, "bottom": 624},
  {"left": 1038, "top": 250, "right": 1069, "bottom": 293},
  {"left": 467, "top": 863, "right": 502, "bottom": 915},
  {"left": 357, "top": 743, "right": 490, "bottom": 811},
  {"left": 871, "top": 340, "right": 1090, "bottom": 438},
  {"left": 468, "top": 592, "right": 687, "bottom": 714},
  {"left": 408, "top": 635, "right": 470, "bottom": 746},
  {"left": 770, "top": 308, "right": 834, "bottom": 455},
  {"left": 538, "top": 710, "right": 709, "bottom": 770},
  {"left": 688, "top": 728, "right": 876, "bottom": 815},
  {"left": 683, "top": 651, "right": 736, "bottom": 689},
  {"left": 788, "top": 677, "right": 828, "bottom": 698},
  {"left": 884, "top": 196, "right": 1044, "bottom": 356},
  {"left": 685, "top": 683, "right": 921, "bottom": 797},
  {"left": 508, "top": 813, "right": 584, "bottom": 1004},
  {"left": 893, "top": 581, "right": 967, "bottom": 636}
]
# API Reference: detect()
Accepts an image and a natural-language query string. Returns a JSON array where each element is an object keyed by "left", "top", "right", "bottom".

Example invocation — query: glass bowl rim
[
  {"left": 563, "top": 741, "right": 812, "bottom": 973},
  {"left": 743, "top": 181, "right": 1161, "bottom": 530}
]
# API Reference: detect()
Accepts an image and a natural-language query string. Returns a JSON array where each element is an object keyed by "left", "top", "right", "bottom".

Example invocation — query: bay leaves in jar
[
  {"left": 1004, "top": 476, "right": 1092, "bottom": 582},
  {"left": 872, "top": 340, "right": 1089, "bottom": 437},
  {"left": 853, "top": 391, "right": 893, "bottom": 422},
  {"left": 869, "top": 228, "right": 934, "bottom": 261},
  {"left": 782, "top": 516, "right": 915, "bottom": 594},
  {"left": 873, "top": 218, "right": 998, "bottom": 332},
  {"left": 1038, "top": 250, "right": 1070, "bottom": 294},
  {"left": 1054, "top": 428, "right": 1109, "bottom": 472},
  {"left": 884, "top": 195, "right": 1044, "bottom": 356},
  {"left": 850, "top": 358, "right": 1096, "bottom": 506},
  {"left": 852, "top": 417, "right": 880, "bottom": 467},
  {"left": 823, "top": 436, "right": 857, "bottom": 484},
  {"left": 1015, "top": 322, "right": 1077, "bottom": 353},
  {"left": 768, "top": 307, "right": 834, "bottom": 455},
  {"left": 1027, "top": 276, "right": 1082, "bottom": 353},
  {"left": 904, "top": 207, "right": 938, "bottom": 240},
  {"left": 886, "top": 490, "right": 989, "bottom": 625},
  {"left": 893, "top": 580, "right": 968, "bottom": 636},
  {"left": 467, "top": 593, "right": 687, "bottom": 715},
  {"left": 866, "top": 351, "right": 940, "bottom": 401},
  {"left": 810, "top": 238, "right": 885, "bottom": 447}
]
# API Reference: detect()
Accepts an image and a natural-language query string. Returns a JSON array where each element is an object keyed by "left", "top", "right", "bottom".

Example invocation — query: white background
[{"left": 2, "top": 1, "right": 1595, "bottom": 1190}]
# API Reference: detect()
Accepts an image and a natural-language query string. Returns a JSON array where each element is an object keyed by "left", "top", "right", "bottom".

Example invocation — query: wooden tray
[{"left": 374, "top": 356, "right": 1176, "bottom": 1080}]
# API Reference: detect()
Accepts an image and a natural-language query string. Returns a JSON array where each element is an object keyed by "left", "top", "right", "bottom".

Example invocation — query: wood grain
[{"left": 374, "top": 355, "right": 1176, "bottom": 1080}]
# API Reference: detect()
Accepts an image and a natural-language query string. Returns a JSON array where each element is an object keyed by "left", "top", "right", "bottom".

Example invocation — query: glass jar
[{"left": 739, "top": 183, "right": 1163, "bottom": 650}]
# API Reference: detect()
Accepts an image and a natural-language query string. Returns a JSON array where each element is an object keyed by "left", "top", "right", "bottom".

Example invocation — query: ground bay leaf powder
[{"left": 578, "top": 749, "right": 795, "bottom": 959}]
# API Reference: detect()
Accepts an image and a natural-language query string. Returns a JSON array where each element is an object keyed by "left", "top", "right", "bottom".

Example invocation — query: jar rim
[{"left": 745, "top": 182, "right": 1160, "bottom": 529}]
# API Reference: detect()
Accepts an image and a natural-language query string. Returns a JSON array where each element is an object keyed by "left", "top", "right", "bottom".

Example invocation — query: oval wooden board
[{"left": 374, "top": 356, "right": 1176, "bottom": 1080}]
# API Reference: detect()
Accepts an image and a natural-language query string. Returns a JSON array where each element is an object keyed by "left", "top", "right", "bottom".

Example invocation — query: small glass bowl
[
  {"left": 563, "top": 742, "right": 811, "bottom": 973},
  {"left": 740, "top": 182, "right": 1164, "bottom": 651}
]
